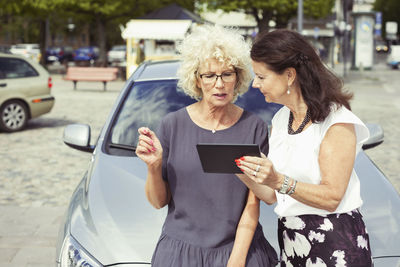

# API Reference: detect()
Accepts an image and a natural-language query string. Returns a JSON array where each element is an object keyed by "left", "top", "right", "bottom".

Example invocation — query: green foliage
[
  {"left": 199, "top": 0, "right": 335, "bottom": 31},
  {"left": 0, "top": 1, "right": 23, "bottom": 14},
  {"left": 304, "top": 0, "right": 335, "bottom": 19},
  {"left": 1, "top": 0, "right": 194, "bottom": 48}
]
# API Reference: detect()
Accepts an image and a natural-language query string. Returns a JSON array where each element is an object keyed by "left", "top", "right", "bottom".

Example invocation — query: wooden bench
[{"left": 64, "top": 67, "right": 118, "bottom": 91}]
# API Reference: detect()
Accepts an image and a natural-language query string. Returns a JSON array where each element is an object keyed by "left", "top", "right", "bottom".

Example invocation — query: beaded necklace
[{"left": 288, "top": 109, "right": 311, "bottom": 135}]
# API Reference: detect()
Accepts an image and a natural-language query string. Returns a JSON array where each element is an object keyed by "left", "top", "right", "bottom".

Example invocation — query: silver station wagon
[{"left": 57, "top": 60, "right": 400, "bottom": 266}]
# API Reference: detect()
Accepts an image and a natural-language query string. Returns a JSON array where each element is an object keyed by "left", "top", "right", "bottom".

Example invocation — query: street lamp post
[
  {"left": 67, "top": 18, "right": 75, "bottom": 32},
  {"left": 298, "top": 0, "right": 303, "bottom": 33},
  {"left": 342, "top": 0, "right": 349, "bottom": 77}
]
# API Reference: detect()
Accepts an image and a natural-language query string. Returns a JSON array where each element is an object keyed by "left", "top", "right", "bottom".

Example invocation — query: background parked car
[
  {"left": 9, "top": 43, "right": 40, "bottom": 62},
  {"left": 107, "top": 44, "right": 126, "bottom": 66},
  {"left": 0, "top": 53, "right": 54, "bottom": 132},
  {"left": 57, "top": 60, "right": 400, "bottom": 266},
  {"left": 45, "top": 46, "right": 74, "bottom": 64},
  {"left": 73, "top": 46, "right": 99, "bottom": 64},
  {"left": 375, "top": 40, "right": 389, "bottom": 53}
]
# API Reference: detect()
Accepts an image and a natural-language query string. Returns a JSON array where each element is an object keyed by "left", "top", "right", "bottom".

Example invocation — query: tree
[
  {"left": 373, "top": 0, "right": 400, "bottom": 40},
  {"left": 2, "top": 0, "right": 195, "bottom": 66},
  {"left": 198, "top": 0, "right": 335, "bottom": 32},
  {"left": 59, "top": 0, "right": 196, "bottom": 66},
  {"left": 4, "top": 0, "right": 62, "bottom": 65}
]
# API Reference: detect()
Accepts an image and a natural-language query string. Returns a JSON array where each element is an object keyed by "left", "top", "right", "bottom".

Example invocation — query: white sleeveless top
[{"left": 268, "top": 104, "right": 370, "bottom": 217}]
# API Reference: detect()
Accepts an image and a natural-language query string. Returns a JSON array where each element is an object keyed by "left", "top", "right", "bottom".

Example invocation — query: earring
[{"left": 287, "top": 85, "right": 291, "bottom": 94}]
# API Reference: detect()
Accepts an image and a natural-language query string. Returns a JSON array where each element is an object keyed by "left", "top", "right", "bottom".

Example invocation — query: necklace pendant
[{"left": 211, "top": 129, "right": 216, "bottom": 134}]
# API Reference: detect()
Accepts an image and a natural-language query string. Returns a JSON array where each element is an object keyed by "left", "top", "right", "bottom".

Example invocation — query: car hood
[
  {"left": 68, "top": 150, "right": 400, "bottom": 266},
  {"left": 69, "top": 151, "right": 166, "bottom": 265}
]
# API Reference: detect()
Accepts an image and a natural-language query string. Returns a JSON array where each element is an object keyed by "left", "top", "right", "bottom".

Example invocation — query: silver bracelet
[
  {"left": 287, "top": 179, "right": 297, "bottom": 195},
  {"left": 278, "top": 175, "right": 290, "bottom": 194}
]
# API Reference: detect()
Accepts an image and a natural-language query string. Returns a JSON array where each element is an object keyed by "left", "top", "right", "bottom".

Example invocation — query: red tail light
[{"left": 48, "top": 77, "right": 53, "bottom": 89}]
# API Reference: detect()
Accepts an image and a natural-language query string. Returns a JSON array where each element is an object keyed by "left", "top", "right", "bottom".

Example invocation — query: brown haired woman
[{"left": 236, "top": 29, "right": 373, "bottom": 266}]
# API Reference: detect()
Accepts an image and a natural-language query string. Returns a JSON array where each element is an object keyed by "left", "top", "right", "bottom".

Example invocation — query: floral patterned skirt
[{"left": 278, "top": 209, "right": 372, "bottom": 267}]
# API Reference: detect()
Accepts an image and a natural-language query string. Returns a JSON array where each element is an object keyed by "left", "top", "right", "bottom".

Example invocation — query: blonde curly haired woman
[{"left": 136, "top": 25, "right": 278, "bottom": 267}]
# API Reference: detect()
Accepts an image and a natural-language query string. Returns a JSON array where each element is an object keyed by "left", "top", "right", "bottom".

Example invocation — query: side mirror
[
  {"left": 363, "top": 123, "right": 384, "bottom": 150},
  {"left": 63, "top": 124, "right": 95, "bottom": 153}
]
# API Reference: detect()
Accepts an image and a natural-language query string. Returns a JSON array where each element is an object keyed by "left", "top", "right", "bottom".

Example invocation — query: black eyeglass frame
[{"left": 198, "top": 71, "right": 237, "bottom": 83}]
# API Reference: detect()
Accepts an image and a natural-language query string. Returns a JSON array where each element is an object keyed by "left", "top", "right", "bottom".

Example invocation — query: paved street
[
  {"left": 0, "top": 76, "right": 124, "bottom": 266},
  {"left": 342, "top": 63, "right": 400, "bottom": 192},
  {"left": 0, "top": 60, "right": 399, "bottom": 266}
]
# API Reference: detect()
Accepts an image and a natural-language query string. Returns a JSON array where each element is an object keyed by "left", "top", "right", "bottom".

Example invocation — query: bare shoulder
[
  {"left": 321, "top": 123, "right": 356, "bottom": 154},
  {"left": 324, "top": 123, "right": 355, "bottom": 140}
]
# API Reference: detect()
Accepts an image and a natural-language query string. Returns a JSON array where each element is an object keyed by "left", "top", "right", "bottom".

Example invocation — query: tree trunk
[
  {"left": 39, "top": 19, "right": 47, "bottom": 67},
  {"left": 252, "top": 8, "right": 273, "bottom": 33},
  {"left": 96, "top": 16, "right": 107, "bottom": 67}
]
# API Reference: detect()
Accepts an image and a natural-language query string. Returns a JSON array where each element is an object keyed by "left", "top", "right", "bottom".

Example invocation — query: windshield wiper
[{"left": 109, "top": 143, "right": 136, "bottom": 151}]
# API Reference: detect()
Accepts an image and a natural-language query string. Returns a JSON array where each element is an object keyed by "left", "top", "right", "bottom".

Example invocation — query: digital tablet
[{"left": 196, "top": 143, "right": 261, "bottom": 173}]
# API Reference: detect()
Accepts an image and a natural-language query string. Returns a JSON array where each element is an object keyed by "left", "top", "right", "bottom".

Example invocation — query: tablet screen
[{"left": 196, "top": 143, "right": 260, "bottom": 173}]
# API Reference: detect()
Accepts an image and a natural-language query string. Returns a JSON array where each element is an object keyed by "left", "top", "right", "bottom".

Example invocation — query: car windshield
[
  {"left": 108, "top": 80, "right": 195, "bottom": 152},
  {"left": 106, "top": 79, "right": 281, "bottom": 155}
]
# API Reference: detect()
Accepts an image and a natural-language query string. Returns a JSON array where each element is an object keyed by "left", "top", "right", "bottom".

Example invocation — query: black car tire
[{"left": 0, "top": 100, "right": 29, "bottom": 132}]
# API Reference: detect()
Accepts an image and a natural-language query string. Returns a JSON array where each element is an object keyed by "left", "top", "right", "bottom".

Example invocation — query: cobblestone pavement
[
  {"left": 343, "top": 66, "right": 400, "bottom": 193},
  {"left": 0, "top": 76, "right": 123, "bottom": 207},
  {"left": 0, "top": 63, "right": 399, "bottom": 266},
  {"left": 0, "top": 76, "right": 124, "bottom": 266}
]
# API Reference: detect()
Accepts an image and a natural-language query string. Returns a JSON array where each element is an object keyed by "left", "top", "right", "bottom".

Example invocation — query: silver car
[{"left": 57, "top": 60, "right": 400, "bottom": 266}]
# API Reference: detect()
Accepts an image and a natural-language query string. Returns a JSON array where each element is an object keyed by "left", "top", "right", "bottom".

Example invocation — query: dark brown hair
[{"left": 251, "top": 29, "right": 352, "bottom": 122}]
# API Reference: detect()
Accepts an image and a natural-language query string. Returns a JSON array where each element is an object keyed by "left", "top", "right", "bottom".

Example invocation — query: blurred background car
[
  {"left": 107, "top": 44, "right": 126, "bottom": 66},
  {"left": 45, "top": 46, "right": 74, "bottom": 64},
  {"left": 73, "top": 46, "right": 99, "bottom": 64},
  {"left": 375, "top": 40, "right": 389, "bottom": 53},
  {"left": 57, "top": 60, "right": 400, "bottom": 267},
  {"left": 9, "top": 43, "right": 40, "bottom": 62},
  {"left": 0, "top": 53, "right": 54, "bottom": 132}
]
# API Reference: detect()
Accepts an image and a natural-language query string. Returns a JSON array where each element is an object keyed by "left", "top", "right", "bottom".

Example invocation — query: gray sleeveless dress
[{"left": 152, "top": 107, "right": 278, "bottom": 267}]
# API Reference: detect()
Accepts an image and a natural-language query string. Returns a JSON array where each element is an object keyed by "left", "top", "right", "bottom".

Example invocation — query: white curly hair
[{"left": 177, "top": 24, "right": 252, "bottom": 101}]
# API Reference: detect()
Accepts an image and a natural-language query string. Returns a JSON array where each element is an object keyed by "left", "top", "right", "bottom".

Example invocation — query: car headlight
[{"left": 59, "top": 235, "right": 102, "bottom": 267}]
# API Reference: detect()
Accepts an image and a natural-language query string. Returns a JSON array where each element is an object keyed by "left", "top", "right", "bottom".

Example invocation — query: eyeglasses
[{"left": 199, "top": 72, "right": 237, "bottom": 84}]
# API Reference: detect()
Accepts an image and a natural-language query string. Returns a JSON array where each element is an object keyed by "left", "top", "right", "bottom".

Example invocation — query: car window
[
  {"left": 109, "top": 80, "right": 195, "bottom": 150},
  {"left": 112, "top": 45, "right": 126, "bottom": 51},
  {"left": 15, "top": 44, "right": 27, "bottom": 49},
  {"left": 79, "top": 48, "right": 90, "bottom": 53},
  {"left": 0, "top": 57, "right": 39, "bottom": 79}
]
